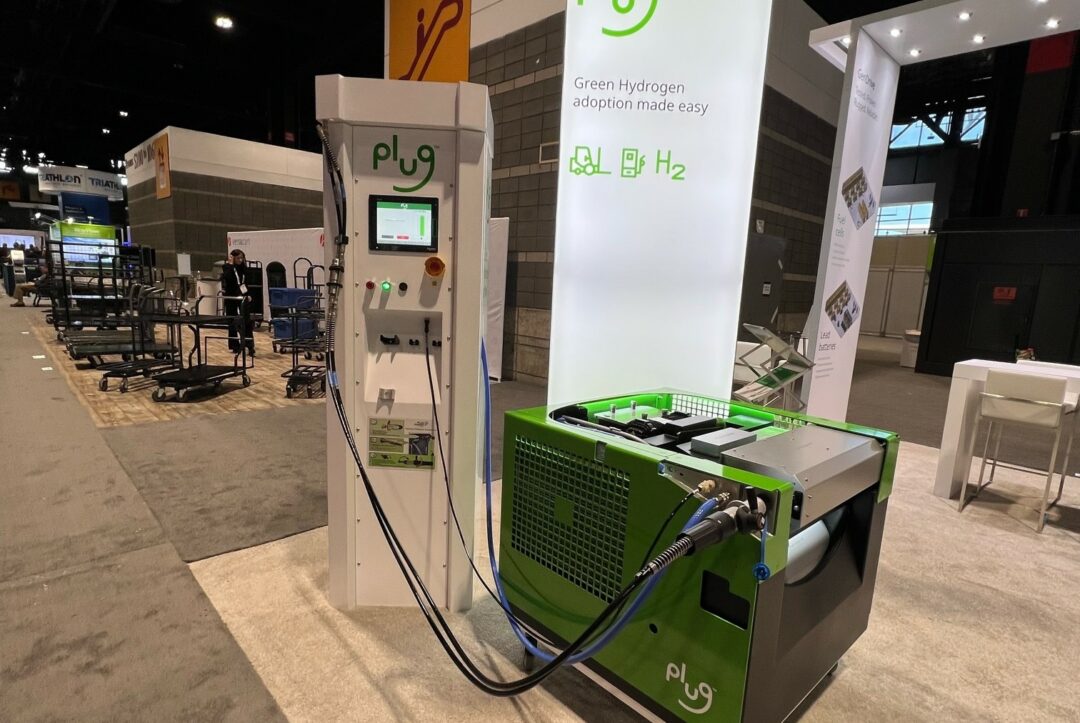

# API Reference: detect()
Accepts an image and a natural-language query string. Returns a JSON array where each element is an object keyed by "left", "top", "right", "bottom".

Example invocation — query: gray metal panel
[
  {"left": 690, "top": 428, "right": 757, "bottom": 458},
  {"left": 722, "top": 425, "right": 884, "bottom": 526}
]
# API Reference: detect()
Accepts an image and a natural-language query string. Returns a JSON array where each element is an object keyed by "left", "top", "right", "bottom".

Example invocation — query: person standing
[{"left": 221, "top": 248, "right": 255, "bottom": 356}]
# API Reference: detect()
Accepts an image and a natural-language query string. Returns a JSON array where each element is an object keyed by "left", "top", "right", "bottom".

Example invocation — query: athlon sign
[{"left": 37, "top": 165, "right": 124, "bottom": 201}]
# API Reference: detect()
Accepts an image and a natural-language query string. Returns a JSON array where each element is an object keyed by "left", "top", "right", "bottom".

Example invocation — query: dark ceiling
[
  {"left": 0, "top": 0, "right": 384, "bottom": 173},
  {"left": 0, "top": 0, "right": 990, "bottom": 177},
  {"left": 802, "top": 0, "right": 915, "bottom": 25}
]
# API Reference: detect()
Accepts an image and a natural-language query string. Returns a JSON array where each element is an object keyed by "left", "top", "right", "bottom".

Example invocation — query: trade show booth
[{"left": 226, "top": 227, "right": 326, "bottom": 322}]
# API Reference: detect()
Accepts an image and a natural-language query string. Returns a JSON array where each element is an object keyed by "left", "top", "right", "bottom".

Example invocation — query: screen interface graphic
[{"left": 374, "top": 200, "right": 434, "bottom": 250}]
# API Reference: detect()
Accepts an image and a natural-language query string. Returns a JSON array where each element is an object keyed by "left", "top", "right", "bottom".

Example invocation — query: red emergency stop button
[{"left": 424, "top": 256, "right": 446, "bottom": 278}]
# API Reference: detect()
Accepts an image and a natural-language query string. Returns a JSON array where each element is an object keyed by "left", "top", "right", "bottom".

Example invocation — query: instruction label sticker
[{"left": 368, "top": 417, "right": 435, "bottom": 469}]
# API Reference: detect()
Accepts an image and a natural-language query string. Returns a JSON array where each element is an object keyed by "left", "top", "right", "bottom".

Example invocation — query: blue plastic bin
[
  {"left": 268, "top": 287, "right": 319, "bottom": 310},
  {"left": 272, "top": 317, "right": 317, "bottom": 340}
]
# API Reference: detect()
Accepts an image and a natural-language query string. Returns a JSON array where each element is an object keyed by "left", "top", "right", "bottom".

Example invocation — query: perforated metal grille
[
  {"left": 672, "top": 393, "right": 730, "bottom": 417},
  {"left": 671, "top": 392, "right": 808, "bottom": 427},
  {"left": 510, "top": 437, "right": 630, "bottom": 602}
]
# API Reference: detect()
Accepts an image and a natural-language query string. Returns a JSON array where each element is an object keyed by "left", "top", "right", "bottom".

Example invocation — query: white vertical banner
[
  {"left": 804, "top": 31, "right": 899, "bottom": 420},
  {"left": 548, "top": 0, "right": 772, "bottom": 406}
]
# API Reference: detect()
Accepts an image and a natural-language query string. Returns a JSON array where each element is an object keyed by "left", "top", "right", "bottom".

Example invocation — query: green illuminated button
[{"left": 381, "top": 281, "right": 392, "bottom": 292}]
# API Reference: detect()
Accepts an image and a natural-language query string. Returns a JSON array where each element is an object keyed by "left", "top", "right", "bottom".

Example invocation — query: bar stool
[{"left": 957, "top": 370, "right": 1077, "bottom": 532}]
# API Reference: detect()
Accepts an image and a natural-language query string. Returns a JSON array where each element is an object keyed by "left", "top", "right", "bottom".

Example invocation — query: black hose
[{"left": 316, "top": 122, "right": 664, "bottom": 696}]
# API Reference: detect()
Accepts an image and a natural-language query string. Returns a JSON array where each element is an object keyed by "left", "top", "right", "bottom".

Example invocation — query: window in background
[
  {"left": 875, "top": 202, "right": 934, "bottom": 236},
  {"left": 889, "top": 108, "right": 987, "bottom": 149},
  {"left": 960, "top": 107, "right": 986, "bottom": 143},
  {"left": 890, "top": 116, "right": 950, "bottom": 149}
]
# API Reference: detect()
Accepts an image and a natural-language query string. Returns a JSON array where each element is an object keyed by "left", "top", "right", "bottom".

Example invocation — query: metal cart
[
  {"left": 269, "top": 288, "right": 325, "bottom": 398},
  {"left": 146, "top": 295, "right": 253, "bottom": 402},
  {"left": 46, "top": 231, "right": 159, "bottom": 338},
  {"left": 293, "top": 257, "right": 326, "bottom": 296},
  {"left": 280, "top": 308, "right": 326, "bottom": 398},
  {"left": 96, "top": 289, "right": 182, "bottom": 392}
]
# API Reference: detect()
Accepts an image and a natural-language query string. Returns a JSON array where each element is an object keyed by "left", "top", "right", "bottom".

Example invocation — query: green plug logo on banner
[
  {"left": 577, "top": 0, "right": 658, "bottom": 37},
  {"left": 373, "top": 135, "right": 435, "bottom": 193}
]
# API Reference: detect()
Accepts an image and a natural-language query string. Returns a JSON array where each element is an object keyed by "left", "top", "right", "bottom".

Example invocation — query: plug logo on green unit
[
  {"left": 373, "top": 135, "right": 435, "bottom": 193},
  {"left": 577, "top": 0, "right": 658, "bottom": 37}
]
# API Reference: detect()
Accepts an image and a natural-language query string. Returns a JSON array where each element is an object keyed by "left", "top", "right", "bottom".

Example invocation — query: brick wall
[
  {"left": 128, "top": 171, "right": 322, "bottom": 273},
  {"left": 470, "top": 13, "right": 564, "bottom": 383},
  {"left": 472, "top": 11, "right": 836, "bottom": 380},
  {"left": 750, "top": 86, "right": 837, "bottom": 333}
]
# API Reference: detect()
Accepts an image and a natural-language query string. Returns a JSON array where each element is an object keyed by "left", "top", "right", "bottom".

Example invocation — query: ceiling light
[
  {"left": 34, "top": 212, "right": 41, "bottom": 219},
  {"left": 841, "top": 35, "right": 851, "bottom": 47},
  {"left": 23, "top": 165, "right": 38, "bottom": 174},
  {"left": 101, "top": 127, "right": 110, "bottom": 135},
  {"left": 909, "top": 48, "right": 922, "bottom": 57},
  {"left": 973, "top": 34, "right": 986, "bottom": 44},
  {"left": 1035, "top": 0, "right": 1048, "bottom": 4},
  {"left": 65, "top": 217, "right": 74, "bottom": 224},
  {"left": 1046, "top": 18, "right": 1060, "bottom": 29},
  {"left": 958, "top": 11, "right": 972, "bottom": 21},
  {"left": 214, "top": 15, "right": 234, "bottom": 30},
  {"left": 119, "top": 110, "right": 129, "bottom": 117},
  {"left": 890, "top": 28, "right": 902, "bottom": 38}
]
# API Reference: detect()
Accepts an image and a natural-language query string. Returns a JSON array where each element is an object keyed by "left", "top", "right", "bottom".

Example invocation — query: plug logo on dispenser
[
  {"left": 373, "top": 135, "right": 436, "bottom": 193},
  {"left": 665, "top": 662, "right": 714, "bottom": 715}
]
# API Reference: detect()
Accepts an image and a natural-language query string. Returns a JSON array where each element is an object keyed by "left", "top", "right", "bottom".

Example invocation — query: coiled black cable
[{"left": 315, "top": 121, "right": 680, "bottom": 696}]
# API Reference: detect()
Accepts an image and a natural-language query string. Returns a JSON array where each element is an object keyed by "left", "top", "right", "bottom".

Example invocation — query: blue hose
[{"left": 481, "top": 340, "right": 714, "bottom": 663}]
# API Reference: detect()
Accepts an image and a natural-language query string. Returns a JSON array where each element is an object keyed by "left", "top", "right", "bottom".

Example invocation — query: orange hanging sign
[{"left": 389, "top": 0, "right": 471, "bottom": 83}]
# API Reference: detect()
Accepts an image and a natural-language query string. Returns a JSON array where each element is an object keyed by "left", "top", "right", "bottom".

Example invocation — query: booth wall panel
[{"left": 128, "top": 172, "right": 321, "bottom": 274}]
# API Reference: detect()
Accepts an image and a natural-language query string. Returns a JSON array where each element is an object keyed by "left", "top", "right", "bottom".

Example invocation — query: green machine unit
[{"left": 498, "top": 390, "right": 897, "bottom": 722}]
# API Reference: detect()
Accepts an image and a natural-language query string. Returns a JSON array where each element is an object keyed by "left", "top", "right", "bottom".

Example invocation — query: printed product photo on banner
[
  {"left": 826, "top": 280, "right": 861, "bottom": 337},
  {"left": 842, "top": 167, "right": 877, "bottom": 229}
]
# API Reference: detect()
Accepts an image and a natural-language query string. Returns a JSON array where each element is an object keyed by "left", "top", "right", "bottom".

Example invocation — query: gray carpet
[
  {"left": 0, "top": 305, "right": 284, "bottom": 721},
  {"left": 1, "top": 544, "right": 286, "bottom": 722},
  {"left": 0, "top": 318, "right": 165, "bottom": 584},
  {"left": 103, "top": 404, "right": 328, "bottom": 562}
]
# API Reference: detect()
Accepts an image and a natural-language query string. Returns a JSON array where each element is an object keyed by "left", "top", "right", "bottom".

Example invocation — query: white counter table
[{"left": 933, "top": 359, "right": 1080, "bottom": 499}]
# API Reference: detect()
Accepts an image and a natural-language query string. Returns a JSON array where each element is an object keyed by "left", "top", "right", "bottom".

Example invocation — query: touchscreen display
[{"left": 369, "top": 196, "right": 438, "bottom": 253}]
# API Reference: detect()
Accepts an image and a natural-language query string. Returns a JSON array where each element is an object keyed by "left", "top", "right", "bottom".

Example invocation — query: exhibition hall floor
[{"left": 3, "top": 302, "right": 1079, "bottom": 722}]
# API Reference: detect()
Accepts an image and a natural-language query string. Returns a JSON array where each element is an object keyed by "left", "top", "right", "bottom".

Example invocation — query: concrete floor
[{"left": 5, "top": 297, "right": 1080, "bottom": 722}]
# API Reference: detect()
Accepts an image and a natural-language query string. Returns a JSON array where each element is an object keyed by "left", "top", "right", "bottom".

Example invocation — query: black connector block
[{"left": 679, "top": 502, "right": 764, "bottom": 555}]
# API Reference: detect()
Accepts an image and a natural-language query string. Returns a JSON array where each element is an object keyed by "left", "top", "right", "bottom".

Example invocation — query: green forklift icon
[{"left": 569, "top": 146, "right": 611, "bottom": 176}]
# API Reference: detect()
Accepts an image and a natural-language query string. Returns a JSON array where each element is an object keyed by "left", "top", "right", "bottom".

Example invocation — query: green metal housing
[{"left": 498, "top": 390, "right": 898, "bottom": 722}]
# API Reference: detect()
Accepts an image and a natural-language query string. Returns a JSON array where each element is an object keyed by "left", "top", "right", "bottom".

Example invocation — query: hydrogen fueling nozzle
[
  {"left": 678, "top": 500, "right": 765, "bottom": 556},
  {"left": 644, "top": 499, "right": 766, "bottom": 577}
]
